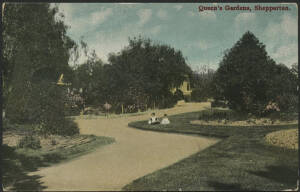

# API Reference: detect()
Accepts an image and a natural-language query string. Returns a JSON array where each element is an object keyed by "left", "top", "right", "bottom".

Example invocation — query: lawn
[
  {"left": 124, "top": 109, "right": 298, "bottom": 191},
  {"left": 3, "top": 133, "right": 115, "bottom": 191}
]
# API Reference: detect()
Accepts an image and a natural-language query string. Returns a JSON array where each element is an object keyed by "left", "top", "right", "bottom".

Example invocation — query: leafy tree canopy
[
  {"left": 213, "top": 31, "right": 297, "bottom": 115},
  {"left": 105, "top": 36, "right": 192, "bottom": 108}
]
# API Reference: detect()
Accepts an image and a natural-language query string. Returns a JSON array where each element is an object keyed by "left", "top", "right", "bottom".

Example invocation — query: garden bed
[
  {"left": 191, "top": 118, "right": 297, "bottom": 126},
  {"left": 3, "top": 124, "right": 115, "bottom": 191},
  {"left": 125, "top": 109, "right": 298, "bottom": 191},
  {"left": 265, "top": 129, "right": 298, "bottom": 150}
]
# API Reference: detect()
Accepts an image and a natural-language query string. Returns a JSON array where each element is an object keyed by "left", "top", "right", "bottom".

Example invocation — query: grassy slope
[
  {"left": 124, "top": 110, "right": 298, "bottom": 191},
  {"left": 3, "top": 135, "right": 115, "bottom": 191}
]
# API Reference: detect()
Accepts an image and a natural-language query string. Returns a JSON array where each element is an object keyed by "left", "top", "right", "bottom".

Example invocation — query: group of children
[{"left": 148, "top": 113, "right": 170, "bottom": 125}]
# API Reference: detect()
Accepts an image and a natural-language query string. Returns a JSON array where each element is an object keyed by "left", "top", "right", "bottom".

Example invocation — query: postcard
[{"left": 2, "top": 1, "right": 298, "bottom": 191}]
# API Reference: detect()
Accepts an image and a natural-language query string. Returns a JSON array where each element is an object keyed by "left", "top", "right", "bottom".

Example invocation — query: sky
[{"left": 55, "top": 3, "right": 298, "bottom": 71}]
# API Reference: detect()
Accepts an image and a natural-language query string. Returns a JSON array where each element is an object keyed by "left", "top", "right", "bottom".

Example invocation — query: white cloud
[
  {"left": 262, "top": 14, "right": 298, "bottom": 67},
  {"left": 196, "top": 41, "right": 209, "bottom": 50},
  {"left": 263, "top": 13, "right": 297, "bottom": 52},
  {"left": 271, "top": 43, "right": 298, "bottom": 67},
  {"left": 91, "top": 8, "right": 113, "bottom": 24},
  {"left": 150, "top": 25, "right": 162, "bottom": 35},
  {"left": 190, "top": 40, "right": 213, "bottom": 50},
  {"left": 187, "top": 10, "right": 196, "bottom": 17},
  {"left": 137, "top": 9, "right": 152, "bottom": 26},
  {"left": 174, "top": 5, "right": 183, "bottom": 11},
  {"left": 58, "top": 3, "right": 75, "bottom": 24},
  {"left": 200, "top": 11, "right": 216, "bottom": 20},
  {"left": 157, "top": 9, "right": 168, "bottom": 20},
  {"left": 234, "top": 13, "right": 256, "bottom": 34},
  {"left": 118, "top": 3, "right": 137, "bottom": 5},
  {"left": 188, "top": 9, "right": 216, "bottom": 20},
  {"left": 235, "top": 12, "right": 256, "bottom": 23},
  {"left": 265, "top": 14, "right": 297, "bottom": 38},
  {"left": 281, "top": 14, "right": 297, "bottom": 37}
]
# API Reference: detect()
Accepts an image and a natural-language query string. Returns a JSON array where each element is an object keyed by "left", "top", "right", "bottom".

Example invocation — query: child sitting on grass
[
  {"left": 161, "top": 114, "right": 170, "bottom": 125},
  {"left": 148, "top": 113, "right": 160, "bottom": 125}
]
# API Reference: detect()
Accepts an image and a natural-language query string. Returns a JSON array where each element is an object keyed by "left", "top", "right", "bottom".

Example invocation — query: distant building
[{"left": 170, "top": 76, "right": 192, "bottom": 96}]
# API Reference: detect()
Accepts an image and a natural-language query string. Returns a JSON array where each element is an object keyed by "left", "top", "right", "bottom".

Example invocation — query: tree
[
  {"left": 3, "top": 3, "right": 78, "bottom": 135},
  {"left": 191, "top": 65, "right": 215, "bottom": 102},
  {"left": 213, "top": 31, "right": 297, "bottom": 115},
  {"left": 72, "top": 55, "right": 105, "bottom": 106},
  {"left": 105, "top": 36, "right": 192, "bottom": 110},
  {"left": 266, "top": 64, "right": 298, "bottom": 113}
]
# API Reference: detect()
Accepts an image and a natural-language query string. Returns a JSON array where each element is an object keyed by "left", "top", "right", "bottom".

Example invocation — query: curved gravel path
[{"left": 30, "top": 102, "right": 220, "bottom": 191}]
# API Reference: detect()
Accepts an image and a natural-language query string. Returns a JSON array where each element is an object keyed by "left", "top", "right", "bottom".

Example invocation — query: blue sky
[{"left": 56, "top": 3, "right": 298, "bottom": 71}]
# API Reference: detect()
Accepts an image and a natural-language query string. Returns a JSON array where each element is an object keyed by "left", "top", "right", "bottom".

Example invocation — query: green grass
[
  {"left": 3, "top": 134, "right": 115, "bottom": 191},
  {"left": 124, "top": 110, "right": 298, "bottom": 191}
]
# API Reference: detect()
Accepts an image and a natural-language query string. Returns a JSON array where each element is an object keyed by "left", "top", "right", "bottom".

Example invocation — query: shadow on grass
[
  {"left": 3, "top": 145, "right": 46, "bottom": 190},
  {"left": 207, "top": 181, "right": 244, "bottom": 191},
  {"left": 3, "top": 135, "right": 115, "bottom": 191},
  {"left": 248, "top": 165, "right": 298, "bottom": 187},
  {"left": 2, "top": 144, "right": 68, "bottom": 191}
]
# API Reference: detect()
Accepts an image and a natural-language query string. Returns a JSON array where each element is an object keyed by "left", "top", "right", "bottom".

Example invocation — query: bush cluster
[
  {"left": 191, "top": 89, "right": 209, "bottom": 102},
  {"left": 6, "top": 80, "right": 79, "bottom": 136},
  {"left": 17, "top": 135, "right": 41, "bottom": 149},
  {"left": 212, "top": 31, "right": 298, "bottom": 116},
  {"left": 199, "top": 110, "right": 247, "bottom": 121},
  {"left": 211, "top": 100, "right": 228, "bottom": 108},
  {"left": 29, "top": 82, "right": 79, "bottom": 136}
]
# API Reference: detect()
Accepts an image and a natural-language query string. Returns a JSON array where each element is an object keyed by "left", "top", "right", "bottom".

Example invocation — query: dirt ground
[{"left": 29, "top": 102, "right": 220, "bottom": 191}]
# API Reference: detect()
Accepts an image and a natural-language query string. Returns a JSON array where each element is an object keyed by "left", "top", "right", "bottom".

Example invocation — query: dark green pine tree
[{"left": 212, "top": 31, "right": 292, "bottom": 115}]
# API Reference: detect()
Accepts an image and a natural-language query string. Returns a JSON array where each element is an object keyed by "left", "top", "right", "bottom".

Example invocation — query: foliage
[
  {"left": 191, "top": 88, "right": 208, "bottom": 102},
  {"left": 198, "top": 109, "right": 247, "bottom": 122},
  {"left": 213, "top": 31, "right": 297, "bottom": 115},
  {"left": 174, "top": 89, "right": 184, "bottom": 101},
  {"left": 265, "top": 64, "right": 298, "bottom": 113},
  {"left": 211, "top": 100, "right": 228, "bottom": 108},
  {"left": 3, "top": 119, "right": 16, "bottom": 131},
  {"left": 104, "top": 36, "right": 192, "bottom": 111},
  {"left": 191, "top": 65, "right": 215, "bottom": 102},
  {"left": 3, "top": 3, "right": 79, "bottom": 135},
  {"left": 72, "top": 51, "right": 105, "bottom": 106},
  {"left": 26, "top": 81, "right": 79, "bottom": 135},
  {"left": 17, "top": 135, "right": 41, "bottom": 149},
  {"left": 3, "top": 3, "right": 75, "bottom": 103}
]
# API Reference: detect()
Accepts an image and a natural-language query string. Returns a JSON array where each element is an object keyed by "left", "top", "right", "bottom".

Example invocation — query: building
[{"left": 170, "top": 76, "right": 192, "bottom": 97}]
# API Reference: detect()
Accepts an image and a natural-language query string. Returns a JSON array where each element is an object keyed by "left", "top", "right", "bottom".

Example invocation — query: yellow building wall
[{"left": 171, "top": 80, "right": 192, "bottom": 96}]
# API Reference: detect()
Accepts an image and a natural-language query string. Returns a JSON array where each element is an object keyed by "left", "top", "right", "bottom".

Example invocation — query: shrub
[
  {"left": 174, "top": 89, "right": 184, "bottom": 101},
  {"left": 268, "top": 111, "right": 298, "bottom": 121},
  {"left": 211, "top": 100, "right": 228, "bottom": 108},
  {"left": 212, "top": 31, "right": 297, "bottom": 116},
  {"left": 5, "top": 79, "right": 32, "bottom": 124},
  {"left": 57, "top": 118, "right": 79, "bottom": 136},
  {"left": 17, "top": 135, "right": 41, "bottom": 149},
  {"left": 3, "top": 119, "right": 16, "bottom": 131},
  {"left": 28, "top": 81, "right": 79, "bottom": 136},
  {"left": 199, "top": 109, "right": 247, "bottom": 121},
  {"left": 191, "top": 88, "right": 208, "bottom": 102},
  {"left": 276, "top": 93, "right": 298, "bottom": 113},
  {"left": 162, "top": 92, "right": 178, "bottom": 109},
  {"left": 184, "top": 95, "right": 191, "bottom": 102}
]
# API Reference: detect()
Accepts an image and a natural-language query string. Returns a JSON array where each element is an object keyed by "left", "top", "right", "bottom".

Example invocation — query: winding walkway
[{"left": 31, "top": 102, "right": 219, "bottom": 191}]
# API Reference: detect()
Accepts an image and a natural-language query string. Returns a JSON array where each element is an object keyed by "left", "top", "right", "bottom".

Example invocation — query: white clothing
[
  {"left": 148, "top": 116, "right": 159, "bottom": 124},
  {"left": 161, "top": 118, "right": 170, "bottom": 125}
]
